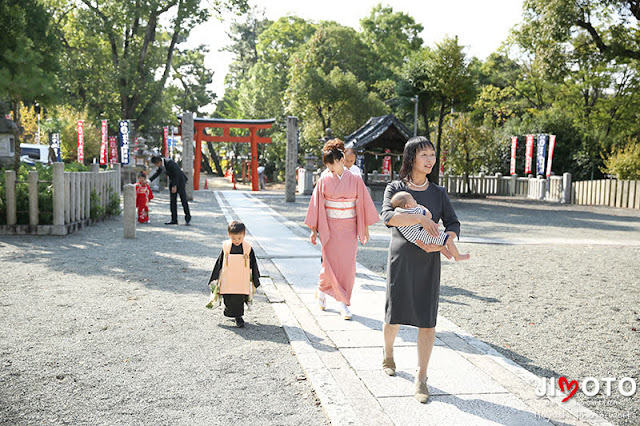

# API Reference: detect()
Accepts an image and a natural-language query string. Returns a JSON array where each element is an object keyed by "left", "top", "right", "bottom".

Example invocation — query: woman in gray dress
[{"left": 379, "top": 136, "right": 461, "bottom": 403}]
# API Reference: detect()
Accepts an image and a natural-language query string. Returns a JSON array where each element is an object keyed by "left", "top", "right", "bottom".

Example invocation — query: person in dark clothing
[
  {"left": 149, "top": 155, "right": 191, "bottom": 225},
  {"left": 208, "top": 221, "right": 261, "bottom": 328}
]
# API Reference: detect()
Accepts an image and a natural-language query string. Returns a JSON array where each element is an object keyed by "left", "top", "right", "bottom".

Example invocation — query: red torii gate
[{"left": 178, "top": 117, "right": 275, "bottom": 192}]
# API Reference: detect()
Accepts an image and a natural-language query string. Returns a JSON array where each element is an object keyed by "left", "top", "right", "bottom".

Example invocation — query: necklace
[{"left": 408, "top": 177, "right": 428, "bottom": 188}]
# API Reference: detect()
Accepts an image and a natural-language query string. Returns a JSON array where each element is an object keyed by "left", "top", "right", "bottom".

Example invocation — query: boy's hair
[
  {"left": 151, "top": 155, "right": 162, "bottom": 164},
  {"left": 227, "top": 220, "right": 246, "bottom": 235},
  {"left": 138, "top": 171, "right": 147, "bottom": 178},
  {"left": 390, "top": 191, "right": 412, "bottom": 209}
]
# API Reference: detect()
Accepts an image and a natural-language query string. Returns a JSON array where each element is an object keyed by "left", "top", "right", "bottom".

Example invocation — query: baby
[{"left": 391, "top": 191, "right": 469, "bottom": 261}]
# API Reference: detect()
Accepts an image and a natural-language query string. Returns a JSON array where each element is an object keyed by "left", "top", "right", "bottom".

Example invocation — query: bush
[
  {"left": 106, "top": 187, "right": 121, "bottom": 216},
  {"left": 603, "top": 141, "right": 640, "bottom": 180},
  {"left": 90, "top": 189, "right": 104, "bottom": 219}
]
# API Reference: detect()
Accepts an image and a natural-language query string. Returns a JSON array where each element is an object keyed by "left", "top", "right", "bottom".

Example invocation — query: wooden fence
[
  {"left": 2, "top": 163, "right": 121, "bottom": 235},
  {"left": 572, "top": 179, "right": 640, "bottom": 209}
]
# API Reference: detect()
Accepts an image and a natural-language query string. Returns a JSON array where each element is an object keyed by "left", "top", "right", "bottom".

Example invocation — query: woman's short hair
[
  {"left": 399, "top": 136, "right": 436, "bottom": 181},
  {"left": 322, "top": 138, "right": 345, "bottom": 165}
]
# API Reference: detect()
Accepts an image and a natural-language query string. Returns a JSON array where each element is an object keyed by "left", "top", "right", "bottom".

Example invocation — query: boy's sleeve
[
  {"left": 208, "top": 250, "right": 224, "bottom": 283},
  {"left": 249, "top": 248, "right": 261, "bottom": 288}
]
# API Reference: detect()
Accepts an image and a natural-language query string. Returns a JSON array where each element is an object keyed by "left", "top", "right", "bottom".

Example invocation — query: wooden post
[
  {"left": 28, "top": 170, "right": 38, "bottom": 226},
  {"left": 84, "top": 173, "right": 91, "bottom": 219},
  {"left": 64, "top": 172, "right": 70, "bottom": 224},
  {"left": 250, "top": 127, "right": 259, "bottom": 191},
  {"left": 182, "top": 112, "right": 194, "bottom": 201},
  {"left": 616, "top": 180, "right": 623, "bottom": 207},
  {"left": 194, "top": 125, "right": 202, "bottom": 191},
  {"left": 285, "top": 116, "right": 298, "bottom": 202},
  {"left": 621, "top": 180, "right": 629, "bottom": 208},
  {"left": 5, "top": 170, "right": 16, "bottom": 225},
  {"left": 123, "top": 184, "right": 136, "bottom": 238},
  {"left": 53, "top": 163, "right": 66, "bottom": 235}
]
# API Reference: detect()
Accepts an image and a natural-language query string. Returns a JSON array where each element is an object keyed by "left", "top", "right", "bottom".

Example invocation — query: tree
[
  {"left": 423, "top": 37, "right": 475, "bottom": 182},
  {"left": 522, "top": 0, "right": 640, "bottom": 63},
  {"left": 603, "top": 140, "right": 640, "bottom": 179},
  {"left": 51, "top": 0, "right": 247, "bottom": 132},
  {"left": 0, "top": 0, "right": 60, "bottom": 169},
  {"left": 442, "top": 114, "right": 497, "bottom": 190},
  {"left": 359, "top": 4, "right": 423, "bottom": 80}
]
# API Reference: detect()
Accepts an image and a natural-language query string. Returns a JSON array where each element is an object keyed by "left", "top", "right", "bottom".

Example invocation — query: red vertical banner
[
  {"left": 382, "top": 149, "right": 392, "bottom": 175},
  {"left": 163, "top": 126, "right": 169, "bottom": 157},
  {"left": 524, "top": 134, "right": 534, "bottom": 175},
  {"left": 510, "top": 136, "right": 518, "bottom": 175},
  {"left": 546, "top": 135, "right": 556, "bottom": 177},
  {"left": 100, "top": 120, "right": 108, "bottom": 165},
  {"left": 77, "top": 120, "right": 84, "bottom": 163},
  {"left": 109, "top": 136, "right": 118, "bottom": 164}
]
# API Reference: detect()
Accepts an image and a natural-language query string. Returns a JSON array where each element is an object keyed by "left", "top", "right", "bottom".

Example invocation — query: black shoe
[
  {"left": 164, "top": 221, "right": 178, "bottom": 225},
  {"left": 185, "top": 217, "right": 191, "bottom": 226},
  {"left": 235, "top": 317, "right": 245, "bottom": 328}
]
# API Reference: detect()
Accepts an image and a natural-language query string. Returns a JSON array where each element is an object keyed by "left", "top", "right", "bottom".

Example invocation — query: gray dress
[{"left": 380, "top": 180, "right": 461, "bottom": 328}]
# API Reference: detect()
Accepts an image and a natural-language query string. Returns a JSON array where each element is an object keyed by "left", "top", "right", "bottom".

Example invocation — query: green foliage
[
  {"left": 443, "top": 114, "right": 499, "bottom": 179},
  {"left": 89, "top": 189, "right": 104, "bottom": 220},
  {"left": 0, "top": 163, "right": 54, "bottom": 225},
  {"left": 603, "top": 141, "right": 640, "bottom": 180},
  {"left": 106, "top": 187, "right": 121, "bottom": 216}
]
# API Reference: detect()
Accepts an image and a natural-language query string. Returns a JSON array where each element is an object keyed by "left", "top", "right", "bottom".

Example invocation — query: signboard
[
  {"left": 524, "top": 134, "right": 534, "bottom": 175},
  {"left": 536, "top": 134, "right": 547, "bottom": 176},
  {"left": 100, "top": 120, "right": 108, "bottom": 165},
  {"left": 50, "top": 132, "right": 61, "bottom": 162},
  {"left": 546, "top": 135, "right": 556, "bottom": 177},
  {"left": 382, "top": 149, "right": 392, "bottom": 175},
  {"left": 510, "top": 136, "right": 518, "bottom": 175},
  {"left": 163, "top": 126, "right": 169, "bottom": 157},
  {"left": 119, "top": 120, "right": 130, "bottom": 165},
  {"left": 77, "top": 121, "right": 84, "bottom": 163},
  {"left": 109, "top": 136, "right": 118, "bottom": 164}
]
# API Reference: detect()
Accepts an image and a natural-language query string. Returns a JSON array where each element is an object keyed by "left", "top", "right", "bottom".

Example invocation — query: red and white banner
[
  {"left": 510, "top": 136, "right": 518, "bottom": 175},
  {"left": 77, "top": 120, "right": 84, "bottom": 163},
  {"left": 100, "top": 120, "right": 108, "bottom": 165},
  {"left": 524, "top": 134, "right": 534, "bottom": 175},
  {"left": 163, "top": 126, "right": 169, "bottom": 157},
  {"left": 109, "top": 136, "right": 118, "bottom": 164},
  {"left": 382, "top": 149, "right": 392, "bottom": 175},
  {"left": 546, "top": 135, "right": 556, "bottom": 177}
]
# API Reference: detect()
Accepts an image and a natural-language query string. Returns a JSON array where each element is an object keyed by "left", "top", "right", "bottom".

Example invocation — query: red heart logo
[{"left": 558, "top": 376, "right": 579, "bottom": 402}]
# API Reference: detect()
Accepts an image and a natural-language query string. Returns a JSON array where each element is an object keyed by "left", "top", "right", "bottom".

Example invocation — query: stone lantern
[
  {"left": 0, "top": 118, "right": 18, "bottom": 167},
  {"left": 297, "top": 152, "right": 317, "bottom": 195}
]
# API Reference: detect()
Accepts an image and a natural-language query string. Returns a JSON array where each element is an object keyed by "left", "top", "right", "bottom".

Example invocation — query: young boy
[
  {"left": 390, "top": 191, "right": 470, "bottom": 261},
  {"left": 135, "top": 171, "right": 154, "bottom": 223},
  {"left": 208, "top": 221, "right": 261, "bottom": 328}
]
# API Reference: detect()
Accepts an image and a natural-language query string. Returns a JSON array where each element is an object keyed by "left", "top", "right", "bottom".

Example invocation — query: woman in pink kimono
[{"left": 305, "top": 139, "right": 379, "bottom": 319}]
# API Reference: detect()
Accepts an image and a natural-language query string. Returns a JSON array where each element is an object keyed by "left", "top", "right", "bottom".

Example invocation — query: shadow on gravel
[
  {"left": 440, "top": 285, "right": 501, "bottom": 304},
  {"left": 452, "top": 199, "right": 640, "bottom": 231},
  {"left": 0, "top": 195, "right": 226, "bottom": 296}
]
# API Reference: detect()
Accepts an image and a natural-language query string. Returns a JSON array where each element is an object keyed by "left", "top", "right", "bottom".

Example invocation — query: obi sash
[
  {"left": 219, "top": 241, "right": 252, "bottom": 295},
  {"left": 324, "top": 197, "right": 356, "bottom": 219}
]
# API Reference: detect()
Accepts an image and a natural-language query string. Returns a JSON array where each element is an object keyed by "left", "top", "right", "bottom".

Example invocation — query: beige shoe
[
  {"left": 315, "top": 290, "right": 326, "bottom": 311},
  {"left": 338, "top": 302, "right": 352, "bottom": 320},
  {"left": 382, "top": 351, "right": 396, "bottom": 376},
  {"left": 415, "top": 379, "right": 429, "bottom": 403}
]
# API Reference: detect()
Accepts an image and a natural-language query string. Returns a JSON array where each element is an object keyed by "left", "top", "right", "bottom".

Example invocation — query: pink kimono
[{"left": 305, "top": 170, "right": 379, "bottom": 305}]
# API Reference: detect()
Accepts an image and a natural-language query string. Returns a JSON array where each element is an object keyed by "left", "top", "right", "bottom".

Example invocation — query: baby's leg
[
  {"left": 445, "top": 238, "right": 470, "bottom": 261},
  {"left": 440, "top": 246, "right": 453, "bottom": 259}
]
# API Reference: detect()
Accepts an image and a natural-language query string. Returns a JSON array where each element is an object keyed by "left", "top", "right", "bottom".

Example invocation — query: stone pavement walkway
[{"left": 215, "top": 189, "right": 612, "bottom": 426}]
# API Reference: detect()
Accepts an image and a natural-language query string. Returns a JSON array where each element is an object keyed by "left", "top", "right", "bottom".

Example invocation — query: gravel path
[
  {"left": 0, "top": 191, "right": 327, "bottom": 425},
  {"left": 256, "top": 191, "right": 640, "bottom": 426}
]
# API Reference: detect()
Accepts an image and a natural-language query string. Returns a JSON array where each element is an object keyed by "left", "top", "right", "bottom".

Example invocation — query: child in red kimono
[{"left": 135, "top": 171, "right": 154, "bottom": 223}]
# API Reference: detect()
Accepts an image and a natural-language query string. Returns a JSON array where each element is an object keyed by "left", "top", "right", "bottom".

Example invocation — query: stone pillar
[
  {"left": 91, "top": 166, "right": 99, "bottom": 217},
  {"left": 182, "top": 112, "right": 194, "bottom": 201},
  {"left": 75, "top": 172, "right": 81, "bottom": 221},
  {"left": 64, "top": 172, "right": 70, "bottom": 224},
  {"left": 302, "top": 153, "right": 316, "bottom": 195},
  {"left": 79, "top": 172, "right": 85, "bottom": 220},
  {"left": 285, "top": 116, "right": 298, "bottom": 202},
  {"left": 510, "top": 174, "right": 517, "bottom": 196},
  {"left": 28, "top": 170, "right": 39, "bottom": 226},
  {"left": 123, "top": 183, "right": 136, "bottom": 238},
  {"left": 495, "top": 173, "right": 503, "bottom": 195},
  {"left": 562, "top": 172, "right": 572, "bottom": 204},
  {"left": 84, "top": 173, "right": 91, "bottom": 219},
  {"left": 113, "top": 163, "right": 121, "bottom": 196},
  {"left": 5, "top": 170, "right": 16, "bottom": 225},
  {"left": 52, "top": 163, "right": 66, "bottom": 235}
]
